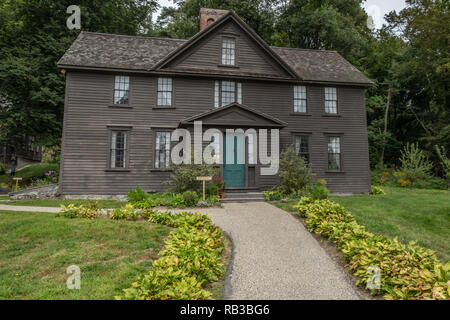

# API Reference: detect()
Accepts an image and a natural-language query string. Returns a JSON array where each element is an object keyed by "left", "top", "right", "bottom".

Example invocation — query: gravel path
[
  {"left": 171, "top": 202, "right": 361, "bottom": 300},
  {"left": 0, "top": 202, "right": 361, "bottom": 299}
]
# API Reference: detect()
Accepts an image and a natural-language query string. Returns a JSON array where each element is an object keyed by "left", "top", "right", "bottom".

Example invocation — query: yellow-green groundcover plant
[
  {"left": 59, "top": 204, "right": 225, "bottom": 300},
  {"left": 295, "top": 198, "right": 450, "bottom": 300}
]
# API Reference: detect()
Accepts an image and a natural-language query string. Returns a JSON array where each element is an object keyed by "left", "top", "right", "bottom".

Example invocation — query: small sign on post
[
  {"left": 196, "top": 176, "right": 212, "bottom": 200},
  {"left": 13, "top": 177, "right": 22, "bottom": 191}
]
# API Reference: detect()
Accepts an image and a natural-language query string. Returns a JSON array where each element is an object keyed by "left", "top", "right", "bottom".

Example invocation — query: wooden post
[
  {"left": 13, "top": 177, "right": 22, "bottom": 191},
  {"left": 196, "top": 176, "right": 212, "bottom": 200}
]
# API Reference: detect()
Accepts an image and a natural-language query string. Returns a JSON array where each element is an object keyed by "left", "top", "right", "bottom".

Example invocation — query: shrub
[
  {"left": 435, "top": 145, "right": 450, "bottom": 188},
  {"left": 110, "top": 204, "right": 138, "bottom": 220},
  {"left": 127, "top": 186, "right": 149, "bottom": 203},
  {"left": 182, "top": 190, "right": 199, "bottom": 207},
  {"left": 278, "top": 146, "right": 314, "bottom": 196},
  {"left": 59, "top": 201, "right": 99, "bottom": 219},
  {"left": 295, "top": 198, "right": 449, "bottom": 300},
  {"left": 370, "top": 186, "right": 385, "bottom": 195},
  {"left": 166, "top": 161, "right": 219, "bottom": 194},
  {"left": 400, "top": 143, "right": 433, "bottom": 183},
  {"left": 0, "top": 162, "right": 6, "bottom": 175},
  {"left": 262, "top": 189, "right": 284, "bottom": 201},
  {"left": 310, "top": 185, "right": 329, "bottom": 199},
  {"left": 119, "top": 211, "right": 225, "bottom": 300}
]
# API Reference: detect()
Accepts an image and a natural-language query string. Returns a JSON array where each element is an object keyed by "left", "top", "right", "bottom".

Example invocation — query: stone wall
[{"left": 9, "top": 183, "right": 60, "bottom": 200}]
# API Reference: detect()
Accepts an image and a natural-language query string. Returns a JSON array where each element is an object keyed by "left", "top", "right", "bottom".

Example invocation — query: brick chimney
[{"left": 200, "top": 8, "right": 229, "bottom": 31}]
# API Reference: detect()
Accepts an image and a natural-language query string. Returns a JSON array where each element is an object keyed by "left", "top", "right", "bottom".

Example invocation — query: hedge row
[{"left": 295, "top": 198, "right": 449, "bottom": 300}]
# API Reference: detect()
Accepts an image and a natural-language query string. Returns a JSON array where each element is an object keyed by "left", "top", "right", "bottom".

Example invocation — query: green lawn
[
  {"left": 0, "top": 210, "right": 170, "bottom": 299},
  {"left": 0, "top": 195, "right": 9, "bottom": 200},
  {"left": 5, "top": 199, "right": 124, "bottom": 209},
  {"left": 274, "top": 187, "right": 450, "bottom": 262},
  {"left": 0, "top": 163, "right": 59, "bottom": 188}
]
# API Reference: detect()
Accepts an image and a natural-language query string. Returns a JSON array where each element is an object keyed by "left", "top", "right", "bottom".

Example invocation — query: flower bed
[
  {"left": 59, "top": 203, "right": 226, "bottom": 300},
  {"left": 295, "top": 197, "right": 449, "bottom": 300}
]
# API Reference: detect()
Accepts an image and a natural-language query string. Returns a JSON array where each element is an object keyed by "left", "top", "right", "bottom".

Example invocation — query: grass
[
  {"left": 0, "top": 210, "right": 170, "bottom": 299},
  {"left": 0, "top": 163, "right": 59, "bottom": 188},
  {"left": 0, "top": 195, "right": 9, "bottom": 200},
  {"left": 5, "top": 199, "right": 124, "bottom": 209},
  {"left": 274, "top": 186, "right": 450, "bottom": 262}
]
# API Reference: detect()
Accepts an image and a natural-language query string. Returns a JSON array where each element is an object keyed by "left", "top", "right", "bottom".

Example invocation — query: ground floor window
[
  {"left": 110, "top": 130, "right": 127, "bottom": 168},
  {"left": 155, "top": 131, "right": 171, "bottom": 168},
  {"left": 294, "top": 135, "right": 310, "bottom": 162},
  {"left": 327, "top": 136, "right": 341, "bottom": 170}
]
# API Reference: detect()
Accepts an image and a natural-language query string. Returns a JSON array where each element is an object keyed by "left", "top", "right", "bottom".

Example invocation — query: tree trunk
[{"left": 379, "top": 88, "right": 392, "bottom": 167}]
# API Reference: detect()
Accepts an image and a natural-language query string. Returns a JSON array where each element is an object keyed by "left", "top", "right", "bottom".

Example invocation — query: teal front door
[{"left": 223, "top": 135, "right": 245, "bottom": 187}]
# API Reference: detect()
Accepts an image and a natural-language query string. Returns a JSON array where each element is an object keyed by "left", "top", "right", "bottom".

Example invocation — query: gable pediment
[
  {"left": 180, "top": 103, "right": 286, "bottom": 128},
  {"left": 153, "top": 12, "right": 298, "bottom": 80}
]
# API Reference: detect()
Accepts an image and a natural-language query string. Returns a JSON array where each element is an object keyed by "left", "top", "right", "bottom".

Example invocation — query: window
[
  {"left": 221, "top": 37, "right": 236, "bottom": 65},
  {"left": 110, "top": 131, "right": 127, "bottom": 168},
  {"left": 155, "top": 132, "right": 171, "bottom": 168},
  {"left": 214, "top": 81, "right": 242, "bottom": 107},
  {"left": 294, "top": 135, "right": 309, "bottom": 162},
  {"left": 325, "top": 87, "right": 337, "bottom": 114},
  {"left": 114, "top": 76, "right": 130, "bottom": 105},
  {"left": 294, "top": 86, "right": 307, "bottom": 113},
  {"left": 327, "top": 136, "right": 341, "bottom": 170},
  {"left": 157, "top": 78, "right": 172, "bottom": 106},
  {"left": 247, "top": 133, "right": 255, "bottom": 164}
]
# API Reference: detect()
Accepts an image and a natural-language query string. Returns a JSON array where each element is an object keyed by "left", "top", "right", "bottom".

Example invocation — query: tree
[
  {"left": 0, "top": 0, "right": 158, "bottom": 148},
  {"left": 278, "top": 146, "right": 314, "bottom": 195}
]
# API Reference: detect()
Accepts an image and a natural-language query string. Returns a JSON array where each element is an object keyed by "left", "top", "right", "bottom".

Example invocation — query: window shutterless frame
[
  {"left": 323, "top": 133, "right": 344, "bottom": 172},
  {"left": 153, "top": 130, "right": 172, "bottom": 169},
  {"left": 156, "top": 77, "right": 174, "bottom": 107},
  {"left": 324, "top": 87, "right": 338, "bottom": 114},
  {"left": 291, "top": 133, "right": 311, "bottom": 163},
  {"left": 219, "top": 35, "right": 239, "bottom": 68},
  {"left": 293, "top": 85, "right": 307, "bottom": 113},
  {"left": 105, "top": 126, "right": 132, "bottom": 171},
  {"left": 110, "top": 75, "right": 132, "bottom": 108},
  {"left": 214, "top": 80, "right": 243, "bottom": 107}
]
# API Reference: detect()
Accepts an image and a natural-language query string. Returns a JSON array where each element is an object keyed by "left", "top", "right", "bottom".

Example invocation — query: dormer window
[{"left": 221, "top": 37, "right": 236, "bottom": 66}]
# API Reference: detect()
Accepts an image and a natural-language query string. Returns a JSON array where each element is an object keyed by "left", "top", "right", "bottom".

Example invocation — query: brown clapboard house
[{"left": 57, "top": 9, "right": 372, "bottom": 197}]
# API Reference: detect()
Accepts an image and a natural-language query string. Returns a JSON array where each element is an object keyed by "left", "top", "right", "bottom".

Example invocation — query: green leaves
[
  {"left": 296, "top": 197, "right": 450, "bottom": 300},
  {"left": 120, "top": 211, "right": 225, "bottom": 300}
]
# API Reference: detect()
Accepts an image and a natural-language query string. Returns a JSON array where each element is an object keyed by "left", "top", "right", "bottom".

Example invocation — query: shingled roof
[{"left": 58, "top": 31, "right": 372, "bottom": 86}]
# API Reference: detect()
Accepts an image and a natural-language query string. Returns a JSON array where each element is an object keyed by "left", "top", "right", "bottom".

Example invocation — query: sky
[{"left": 154, "top": 0, "right": 407, "bottom": 29}]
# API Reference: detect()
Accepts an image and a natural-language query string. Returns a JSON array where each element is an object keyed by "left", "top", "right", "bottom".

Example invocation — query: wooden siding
[
  {"left": 61, "top": 70, "right": 370, "bottom": 195},
  {"left": 166, "top": 20, "right": 292, "bottom": 79}
]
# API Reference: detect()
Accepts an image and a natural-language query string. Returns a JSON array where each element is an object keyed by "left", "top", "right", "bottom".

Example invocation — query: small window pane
[
  {"left": 114, "top": 76, "right": 130, "bottom": 105},
  {"left": 237, "top": 82, "right": 242, "bottom": 104},
  {"left": 295, "top": 135, "right": 309, "bottom": 162},
  {"left": 110, "top": 130, "right": 127, "bottom": 168},
  {"left": 327, "top": 136, "right": 341, "bottom": 170},
  {"left": 293, "top": 86, "right": 307, "bottom": 113},
  {"left": 325, "top": 87, "right": 337, "bottom": 114},
  {"left": 221, "top": 81, "right": 235, "bottom": 106},
  {"left": 155, "top": 131, "right": 171, "bottom": 168},
  {"left": 222, "top": 38, "right": 236, "bottom": 65},
  {"left": 214, "top": 81, "right": 220, "bottom": 108},
  {"left": 157, "top": 78, "right": 172, "bottom": 106}
]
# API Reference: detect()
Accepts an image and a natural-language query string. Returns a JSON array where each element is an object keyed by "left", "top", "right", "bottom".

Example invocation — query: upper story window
[
  {"left": 327, "top": 136, "right": 341, "bottom": 170},
  {"left": 114, "top": 76, "right": 130, "bottom": 105},
  {"left": 294, "top": 135, "right": 310, "bottom": 162},
  {"left": 294, "top": 86, "right": 307, "bottom": 113},
  {"left": 155, "top": 131, "right": 171, "bottom": 169},
  {"left": 157, "top": 77, "right": 173, "bottom": 106},
  {"left": 325, "top": 87, "right": 337, "bottom": 114},
  {"left": 214, "top": 80, "right": 242, "bottom": 107},
  {"left": 221, "top": 37, "right": 236, "bottom": 66},
  {"left": 110, "top": 130, "right": 128, "bottom": 168}
]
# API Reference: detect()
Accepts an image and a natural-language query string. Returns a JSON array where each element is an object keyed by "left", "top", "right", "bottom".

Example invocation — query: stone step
[
  {"left": 220, "top": 197, "right": 265, "bottom": 203},
  {"left": 224, "top": 193, "right": 265, "bottom": 199}
]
